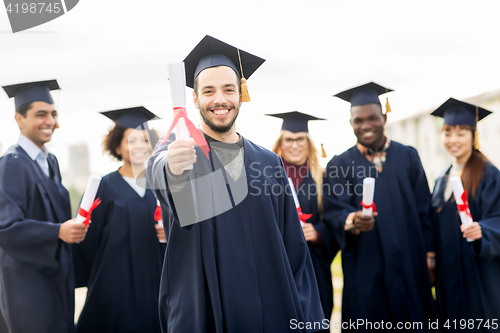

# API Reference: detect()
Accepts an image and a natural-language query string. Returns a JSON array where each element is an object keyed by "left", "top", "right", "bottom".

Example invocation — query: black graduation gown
[
  {"left": 72, "top": 171, "right": 165, "bottom": 333},
  {"left": 295, "top": 170, "right": 338, "bottom": 319},
  {"left": 322, "top": 141, "right": 436, "bottom": 331},
  {"left": 0, "top": 145, "right": 74, "bottom": 333},
  {"left": 432, "top": 163, "right": 500, "bottom": 332},
  {"left": 147, "top": 134, "right": 326, "bottom": 333}
]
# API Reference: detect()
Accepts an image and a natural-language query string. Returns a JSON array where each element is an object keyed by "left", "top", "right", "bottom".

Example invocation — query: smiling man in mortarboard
[
  {"left": 0, "top": 80, "right": 88, "bottom": 333},
  {"left": 322, "top": 82, "right": 437, "bottom": 331},
  {"left": 147, "top": 36, "right": 325, "bottom": 332}
]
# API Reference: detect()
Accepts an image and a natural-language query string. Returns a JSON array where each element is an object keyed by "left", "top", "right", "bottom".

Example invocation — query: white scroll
[
  {"left": 450, "top": 176, "right": 474, "bottom": 242},
  {"left": 288, "top": 177, "right": 308, "bottom": 224},
  {"left": 288, "top": 177, "right": 300, "bottom": 208},
  {"left": 362, "top": 177, "right": 375, "bottom": 216},
  {"left": 76, "top": 174, "right": 102, "bottom": 225},
  {"left": 168, "top": 62, "right": 192, "bottom": 170}
]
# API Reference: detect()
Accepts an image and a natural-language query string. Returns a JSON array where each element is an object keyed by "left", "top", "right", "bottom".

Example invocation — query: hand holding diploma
[
  {"left": 58, "top": 218, "right": 88, "bottom": 244},
  {"left": 353, "top": 211, "right": 377, "bottom": 233},
  {"left": 301, "top": 223, "right": 319, "bottom": 242},
  {"left": 450, "top": 176, "right": 476, "bottom": 242},
  {"left": 461, "top": 222, "right": 482, "bottom": 240},
  {"left": 287, "top": 177, "right": 317, "bottom": 241},
  {"left": 166, "top": 139, "right": 197, "bottom": 175},
  {"left": 159, "top": 62, "right": 210, "bottom": 172},
  {"left": 60, "top": 174, "right": 101, "bottom": 244},
  {"left": 361, "top": 177, "right": 376, "bottom": 216},
  {"left": 287, "top": 177, "right": 312, "bottom": 224},
  {"left": 349, "top": 177, "right": 377, "bottom": 234},
  {"left": 154, "top": 200, "right": 166, "bottom": 243}
]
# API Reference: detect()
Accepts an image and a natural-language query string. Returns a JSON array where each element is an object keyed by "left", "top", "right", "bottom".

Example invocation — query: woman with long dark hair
[
  {"left": 269, "top": 111, "right": 338, "bottom": 321},
  {"left": 72, "top": 107, "right": 166, "bottom": 333},
  {"left": 431, "top": 98, "right": 500, "bottom": 330}
]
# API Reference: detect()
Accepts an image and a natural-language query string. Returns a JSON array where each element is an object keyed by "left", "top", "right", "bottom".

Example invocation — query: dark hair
[
  {"left": 103, "top": 124, "right": 127, "bottom": 161},
  {"left": 103, "top": 125, "right": 157, "bottom": 161},
  {"left": 193, "top": 67, "right": 241, "bottom": 96},
  {"left": 16, "top": 102, "right": 33, "bottom": 117},
  {"left": 443, "top": 124, "right": 488, "bottom": 201},
  {"left": 463, "top": 150, "right": 488, "bottom": 201},
  {"left": 350, "top": 103, "right": 384, "bottom": 114}
]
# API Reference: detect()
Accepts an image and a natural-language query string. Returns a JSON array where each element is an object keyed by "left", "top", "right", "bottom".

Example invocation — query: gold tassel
[
  {"left": 237, "top": 48, "right": 250, "bottom": 102},
  {"left": 474, "top": 130, "right": 480, "bottom": 150},
  {"left": 385, "top": 97, "right": 392, "bottom": 114},
  {"left": 474, "top": 106, "right": 480, "bottom": 150},
  {"left": 240, "top": 77, "right": 250, "bottom": 102},
  {"left": 321, "top": 143, "right": 327, "bottom": 158}
]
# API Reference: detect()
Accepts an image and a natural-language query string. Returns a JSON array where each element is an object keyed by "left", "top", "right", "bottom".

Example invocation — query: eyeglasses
[{"left": 281, "top": 136, "right": 308, "bottom": 147}]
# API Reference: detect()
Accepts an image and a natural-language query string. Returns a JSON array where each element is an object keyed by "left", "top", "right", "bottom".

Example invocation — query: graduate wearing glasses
[{"left": 269, "top": 111, "right": 338, "bottom": 321}]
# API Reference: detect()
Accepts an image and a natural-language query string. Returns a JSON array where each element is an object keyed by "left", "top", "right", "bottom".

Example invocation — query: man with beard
[
  {"left": 147, "top": 36, "right": 325, "bottom": 333},
  {"left": 0, "top": 80, "right": 88, "bottom": 333},
  {"left": 322, "top": 82, "right": 436, "bottom": 332}
]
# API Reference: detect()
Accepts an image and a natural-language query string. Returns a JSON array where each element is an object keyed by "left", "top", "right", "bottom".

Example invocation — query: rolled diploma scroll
[
  {"left": 287, "top": 177, "right": 300, "bottom": 208},
  {"left": 450, "top": 176, "right": 474, "bottom": 242},
  {"left": 362, "top": 177, "right": 375, "bottom": 216},
  {"left": 155, "top": 200, "right": 166, "bottom": 243},
  {"left": 288, "top": 177, "right": 305, "bottom": 224},
  {"left": 76, "top": 174, "right": 102, "bottom": 224},
  {"left": 168, "top": 62, "right": 192, "bottom": 170}
]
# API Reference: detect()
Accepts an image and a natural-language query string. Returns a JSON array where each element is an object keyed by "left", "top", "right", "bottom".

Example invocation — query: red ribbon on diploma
[
  {"left": 297, "top": 206, "right": 313, "bottom": 223},
  {"left": 158, "top": 107, "right": 210, "bottom": 159},
  {"left": 457, "top": 190, "right": 473, "bottom": 219},
  {"left": 360, "top": 200, "right": 377, "bottom": 213},
  {"left": 78, "top": 198, "right": 101, "bottom": 227},
  {"left": 154, "top": 204, "right": 162, "bottom": 222}
]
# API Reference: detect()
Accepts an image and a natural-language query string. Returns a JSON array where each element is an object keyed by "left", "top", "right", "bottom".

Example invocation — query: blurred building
[
  {"left": 62, "top": 143, "right": 91, "bottom": 216},
  {"left": 63, "top": 143, "right": 90, "bottom": 193},
  {"left": 386, "top": 89, "right": 500, "bottom": 188}
]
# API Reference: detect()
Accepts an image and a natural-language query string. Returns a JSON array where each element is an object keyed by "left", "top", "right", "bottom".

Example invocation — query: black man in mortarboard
[{"left": 323, "top": 82, "right": 436, "bottom": 331}]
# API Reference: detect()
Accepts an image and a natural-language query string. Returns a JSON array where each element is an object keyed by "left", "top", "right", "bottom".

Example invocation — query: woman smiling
[
  {"left": 72, "top": 107, "right": 166, "bottom": 333},
  {"left": 269, "top": 111, "right": 338, "bottom": 321},
  {"left": 430, "top": 98, "right": 500, "bottom": 329}
]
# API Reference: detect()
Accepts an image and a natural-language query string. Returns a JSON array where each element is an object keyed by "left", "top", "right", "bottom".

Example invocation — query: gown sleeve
[
  {"left": 72, "top": 182, "right": 107, "bottom": 287},
  {"left": 408, "top": 147, "right": 434, "bottom": 252},
  {"left": 278, "top": 158, "right": 325, "bottom": 326},
  {"left": 0, "top": 154, "right": 61, "bottom": 268},
  {"left": 474, "top": 165, "right": 500, "bottom": 260},
  {"left": 322, "top": 155, "right": 358, "bottom": 250},
  {"left": 147, "top": 139, "right": 199, "bottom": 229}
]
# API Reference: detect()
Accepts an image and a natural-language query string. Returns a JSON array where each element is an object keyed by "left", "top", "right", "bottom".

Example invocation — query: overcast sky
[{"left": 1, "top": 0, "right": 499, "bottom": 176}]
